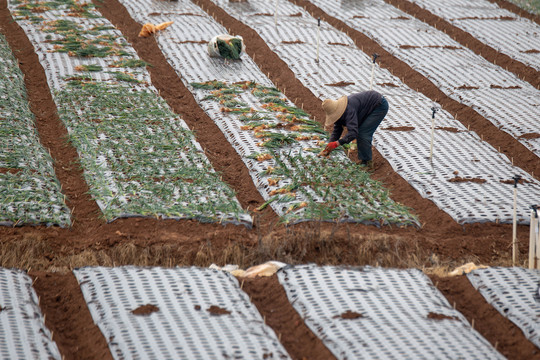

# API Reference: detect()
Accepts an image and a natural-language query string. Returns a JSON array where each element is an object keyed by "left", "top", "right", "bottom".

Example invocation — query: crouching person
[{"left": 319, "top": 91, "right": 388, "bottom": 168}]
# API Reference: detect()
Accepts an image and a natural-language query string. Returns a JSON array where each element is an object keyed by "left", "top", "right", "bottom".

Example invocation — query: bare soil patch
[
  {"left": 132, "top": 304, "right": 160, "bottom": 315},
  {"left": 207, "top": 305, "right": 231, "bottom": 315}
]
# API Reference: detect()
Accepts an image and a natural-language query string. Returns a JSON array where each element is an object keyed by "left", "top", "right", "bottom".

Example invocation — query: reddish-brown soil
[
  {"left": 382, "top": 126, "right": 416, "bottom": 131},
  {"left": 448, "top": 177, "right": 487, "bottom": 184},
  {"left": 242, "top": 276, "right": 337, "bottom": 360},
  {"left": 30, "top": 271, "right": 112, "bottom": 360},
  {"left": 432, "top": 275, "right": 540, "bottom": 359},
  {"left": 0, "top": 0, "right": 539, "bottom": 358},
  {"left": 131, "top": 304, "right": 160, "bottom": 315},
  {"left": 207, "top": 305, "right": 231, "bottom": 315},
  {"left": 337, "top": 310, "right": 364, "bottom": 319}
]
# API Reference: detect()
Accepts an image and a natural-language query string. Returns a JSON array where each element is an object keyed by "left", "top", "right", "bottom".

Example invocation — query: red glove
[
  {"left": 325, "top": 141, "right": 339, "bottom": 152},
  {"left": 319, "top": 141, "right": 339, "bottom": 157}
]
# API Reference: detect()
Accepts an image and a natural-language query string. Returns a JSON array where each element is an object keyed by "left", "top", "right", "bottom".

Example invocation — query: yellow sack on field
[{"left": 139, "top": 21, "right": 173, "bottom": 37}]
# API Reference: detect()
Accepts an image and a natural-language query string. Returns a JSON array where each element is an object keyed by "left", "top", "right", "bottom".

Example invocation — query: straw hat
[{"left": 322, "top": 96, "right": 348, "bottom": 128}]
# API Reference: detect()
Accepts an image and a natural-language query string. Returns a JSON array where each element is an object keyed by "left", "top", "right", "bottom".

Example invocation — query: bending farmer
[{"left": 320, "top": 91, "right": 388, "bottom": 167}]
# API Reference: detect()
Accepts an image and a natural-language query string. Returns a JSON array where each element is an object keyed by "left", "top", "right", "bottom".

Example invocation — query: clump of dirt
[
  {"left": 352, "top": 15, "right": 366, "bottom": 19},
  {"left": 207, "top": 305, "right": 231, "bottom": 315},
  {"left": 518, "top": 133, "right": 540, "bottom": 139},
  {"left": 424, "top": 45, "right": 461, "bottom": 50},
  {"left": 399, "top": 44, "right": 420, "bottom": 49},
  {"left": 490, "top": 84, "right": 522, "bottom": 89},
  {"left": 382, "top": 126, "right": 415, "bottom": 131},
  {"left": 325, "top": 81, "right": 354, "bottom": 87},
  {"left": 427, "top": 312, "right": 458, "bottom": 321},
  {"left": 336, "top": 310, "right": 363, "bottom": 319},
  {"left": 194, "top": 305, "right": 201, "bottom": 311},
  {"left": 377, "top": 82, "right": 399, "bottom": 87},
  {"left": 328, "top": 42, "right": 349, "bottom": 46},
  {"left": 435, "top": 127, "right": 461, "bottom": 133},
  {"left": 455, "top": 16, "right": 516, "bottom": 21},
  {"left": 448, "top": 177, "right": 486, "bottom": 184},
  {"left": 131, "top": 304, "right": 159, "bottom": 315},
  {"left": 392, "top": 16, "right": 410, "bottom": 20},
  {"left": 522, "top": 49, "right": 540, "bottom": 54},
  {"left": 149, "top": 12, "right": 203, "bottom": 17},
  {"left": 176, "top": 40, "right": 208, "bottom": 44},
  {"left": 456, "top": 85, "right": 479, "bottom": 90},
  {"left": 289, "top": 12, "right": 302, "bottom": 17},
  {"left": 254, "top": 13, "right": 273, "bottom": 16},
  {"left": 0, "top": 168, "right": 22, "bottom": 174},
  {"left": 499, "top": 178, "right": 532, "bottom": 185},
  {"left": 282, "top": 40, "right": 304, "bottom": 44}
]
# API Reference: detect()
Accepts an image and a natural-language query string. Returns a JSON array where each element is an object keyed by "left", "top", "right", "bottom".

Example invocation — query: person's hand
[{"left": 318, "top": 141, "right": 339, "bottom": 157}]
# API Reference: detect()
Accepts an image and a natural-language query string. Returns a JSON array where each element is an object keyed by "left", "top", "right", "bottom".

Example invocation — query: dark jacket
[{"left": 329, "top": 91, "right": 382, "bottom": 145}]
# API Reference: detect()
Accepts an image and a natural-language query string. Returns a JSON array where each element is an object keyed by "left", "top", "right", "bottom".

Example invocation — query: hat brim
[{"left": 324, "top": 96, "right": 348, "bottom": 128}]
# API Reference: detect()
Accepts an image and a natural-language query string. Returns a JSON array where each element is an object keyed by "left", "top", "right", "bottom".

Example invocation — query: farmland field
[{"left": 0, "top": 0, "right": 539, "bottom": 359}]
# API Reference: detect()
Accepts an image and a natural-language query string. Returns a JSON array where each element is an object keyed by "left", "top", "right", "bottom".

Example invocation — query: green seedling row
[
  {"left": 55, "top": 80, "right": 247, "bottom": 223},
  {"left": 0, "top": 33, "right": 70, "bottom": 227},
  {"left": 9, "top": 0, "right": 249, "bottom": 224},
  {"left": 193, "top": 81, "right": 417, "bottom": 226}
]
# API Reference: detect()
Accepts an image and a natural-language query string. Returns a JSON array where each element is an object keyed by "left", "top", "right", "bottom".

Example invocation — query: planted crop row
[
  {"left": 191, "top": 81, "right": 416, "bottom": 225},
  {"left": 212, "top": 0, "right": 540, "bottom": 225},
  {"left": 0, "top": 33, "right": 70, "bottom": 227},
  {"left": 9, "top": 0, "right": 250, "bottom": 224},
  {"left": 116, "top": 0, "right": 417, "bottom": 226}
]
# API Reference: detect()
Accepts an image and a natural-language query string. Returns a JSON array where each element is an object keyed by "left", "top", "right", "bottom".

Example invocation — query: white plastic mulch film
[
  {"left": 410, "top": 0, "right": 540, "bottom": 71},
  {"left": 8, "top": 0, "right": 250, "bottom": 225},
  {"left": 212, "top": 0, "right": 540, "bottom": 225},
  {"left": 278, "top": 265, "right": 503, "bottom": 360},
  {"left": 115, "top": 0, "right": 418, "bottom": 226},
  {"left": 0, "top": 268, "right": 61, "bottom": 360},
  {"left": 0, "top": 33, "right": 70, "bottom": 227},
  {"left": 310, "top": 0, "right": 540, "bottom": 157},
  {"left": 467, "top": 266, "right": 540, "bottom": 348},
  {"left": 73, "top": 266, "right": 291, "bottom": 360}
]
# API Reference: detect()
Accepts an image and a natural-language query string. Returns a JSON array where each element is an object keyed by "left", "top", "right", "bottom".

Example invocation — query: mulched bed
[{"left": 0, "top": 0, "right": 539, "bottom": 358}]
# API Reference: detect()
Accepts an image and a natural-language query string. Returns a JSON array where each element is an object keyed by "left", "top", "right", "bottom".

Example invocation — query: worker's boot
[{"left": 360, "top": 159, "right": 374, "bottom": 170}]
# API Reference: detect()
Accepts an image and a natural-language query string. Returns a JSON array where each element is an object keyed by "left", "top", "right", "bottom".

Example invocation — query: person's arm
[
  {"left": 329, "top": 123, "right": 343, "bottom": 142},
  {"left": 337, "top": 109, "right": 358, "bottom": 145}
]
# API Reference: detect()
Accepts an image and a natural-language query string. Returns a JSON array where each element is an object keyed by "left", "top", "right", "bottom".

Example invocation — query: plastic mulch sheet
[
  {"left": 468, "top": 266, "right": 540, "bottom": 348},
  {"left": 278, "top": 265, "right": 504, "bottom": 359},
  {"left": 0, "top": 268, "right": 61, "bottom": 360},
  {"left": 73, "top": 266, "right": 291, "bottom": 360},
  {"left": 410, "top": 0, "right": 540, "bottom": 71}
]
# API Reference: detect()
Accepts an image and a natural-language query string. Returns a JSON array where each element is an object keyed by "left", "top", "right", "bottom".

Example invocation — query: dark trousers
[{"left": 357, "top": 96, "right": 388, "bottom": 161}]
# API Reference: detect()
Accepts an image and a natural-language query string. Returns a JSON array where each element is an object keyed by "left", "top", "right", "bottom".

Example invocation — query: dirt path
[
  {"left": 31, "top": 271, "right": 112, "bottom": 360},
  {"left": 0, "top": 0, "right": 102, "bottom": 230},
  {"left": 432, "top": 274, "right": 540, "bottom": 359}
]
